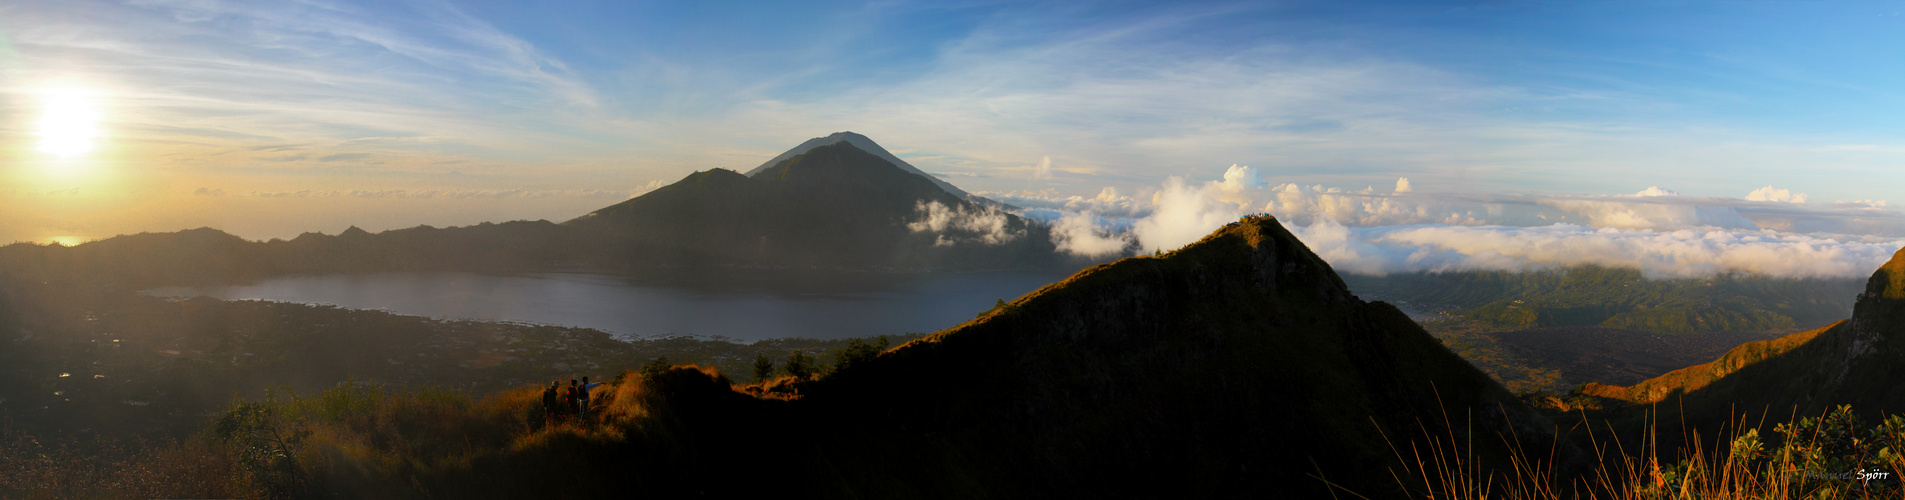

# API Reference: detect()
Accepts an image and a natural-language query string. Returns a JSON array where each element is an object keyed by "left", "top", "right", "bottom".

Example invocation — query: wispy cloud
[
  {"left": 648, "top": 4, "right": 1905, "bottom": 207},
  {"left": 3, "top": 0, "right": 609, "bottom": 172},
  {"left": 238, "top": 188, "right": 634, "bottom": 200},
  {"left": 318, "top": 153, "right": 373, "bottom": 163},
  {"left": 2, "top": 1, "right": 1900, "bottom": 248}
]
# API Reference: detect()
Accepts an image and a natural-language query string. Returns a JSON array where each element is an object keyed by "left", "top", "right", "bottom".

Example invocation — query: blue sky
[{"left": 1, "top": 0, "right": 1902, "bottom": 270}]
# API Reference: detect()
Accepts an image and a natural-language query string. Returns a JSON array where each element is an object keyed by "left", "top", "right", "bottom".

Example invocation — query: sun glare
[{"left": 36, "top": 89, "right": 102, "bottom": 159}]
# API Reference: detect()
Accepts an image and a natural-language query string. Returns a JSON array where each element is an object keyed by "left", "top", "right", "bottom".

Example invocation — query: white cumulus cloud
[
  {"left": 1218, "top": 164, "right": 1264, "bottom": 193},
  {"left": 1050, "top": 212, "right": 1133, "bottom": 258},
  {"left": 1634, "top": 186, "right": 1677, "bottom": 197},
  {"left": 907, "top": 201, "right": 1023, "bottom": 246},
  {"left": 1747, "top": 185, "right": 1808, "bottom": 204},
  {"left": 1132, "top": 177, "right": 1243, "bottom": 252}
]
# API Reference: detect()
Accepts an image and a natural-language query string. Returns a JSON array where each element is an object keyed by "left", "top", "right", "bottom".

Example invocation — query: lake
[{"left": 142, "top": 270, "right": 1073, "bottom": 342}]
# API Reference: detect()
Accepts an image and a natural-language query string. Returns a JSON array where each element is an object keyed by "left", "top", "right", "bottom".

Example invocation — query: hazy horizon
[{"left": 4, "top": 0, "right": 1902, "bottom": 277}]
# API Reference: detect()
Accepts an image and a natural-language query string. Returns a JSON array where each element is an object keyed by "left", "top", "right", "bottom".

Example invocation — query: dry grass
[
  {"left": 1363, "top": 402, "right": 1905, "bottom": 500},
  {"left": 0, "top": 426, "right": 251, "bottom": 499}
]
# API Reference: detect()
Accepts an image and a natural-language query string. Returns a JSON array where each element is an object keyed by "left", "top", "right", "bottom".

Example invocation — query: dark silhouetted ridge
[{"left": 765, "top": 216, "right": 1563, "bottom": 497}]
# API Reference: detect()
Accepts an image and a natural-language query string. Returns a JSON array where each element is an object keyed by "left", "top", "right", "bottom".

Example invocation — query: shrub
[{"left": 312, "top": 376, "right": 381, "bottom": 422}]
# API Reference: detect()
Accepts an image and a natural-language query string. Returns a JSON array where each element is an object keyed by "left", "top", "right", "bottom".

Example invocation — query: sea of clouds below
[{"left": 968, "top": 166, "right": 1905, "bottom": 279}]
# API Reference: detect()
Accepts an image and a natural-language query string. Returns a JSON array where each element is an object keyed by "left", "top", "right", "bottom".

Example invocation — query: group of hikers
[{"left": 542, "top": 376, "right": 604, "bottom": 421}]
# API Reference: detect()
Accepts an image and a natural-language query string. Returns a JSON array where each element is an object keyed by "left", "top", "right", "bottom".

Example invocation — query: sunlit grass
[{"left": 1359, "top": 402, "right": 1905, "bottom": 499}]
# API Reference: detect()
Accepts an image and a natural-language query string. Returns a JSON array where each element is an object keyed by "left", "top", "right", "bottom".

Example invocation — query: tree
[
  {"left": 752, "top": 353, "right": 775, "bottom": 381},
  {"left": 641, "top": 356, "right": 671, "bottom": 376},
  {"left": 831, "top": 336, "right": 889, "bottom": 374},
  {"left": 784, "top": 350, "right": 816, "bottom": 379}
]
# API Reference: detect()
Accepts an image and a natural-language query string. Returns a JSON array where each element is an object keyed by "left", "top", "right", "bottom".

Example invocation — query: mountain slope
[
  {"left": 1579, "top": 323, "right": 1834, "bottom": 403},
  {"left": 295, "top": 216, "right": 1567, "bottom": 499},
  {"left": 780, "top": 215, "right": 1565, "bottom": 497},
  {"left": 1580, "top": 246, "right": 1905, "bottom": 417},
  {"left": 567, "top": 140, "right": 1059, "bottom": 268}
]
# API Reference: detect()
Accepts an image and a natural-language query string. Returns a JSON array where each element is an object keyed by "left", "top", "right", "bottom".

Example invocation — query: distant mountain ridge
[
  {"left": 1344, "top": 267, "right": 1862, "bottom": 334},
  {"left": 0, "top": 134, "right": 1104, "bottom": 287},
  {"left": 1580, "top": 246, "right": 1905, "bottom": 418},
  {"left": 566, "top": 140, "right": 1063, "bottom": 268}
]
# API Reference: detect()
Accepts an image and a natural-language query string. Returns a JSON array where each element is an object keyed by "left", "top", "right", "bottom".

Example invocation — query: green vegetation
[
  {"left": 1422, "top": 320, "right": 1565, "bottom": 394},
  {"left": 1872, "top": 247, "right": 1905, "bottom": 300},
  {"left": 1344, "top": 265, "right": 1863, "bottom": 334}
]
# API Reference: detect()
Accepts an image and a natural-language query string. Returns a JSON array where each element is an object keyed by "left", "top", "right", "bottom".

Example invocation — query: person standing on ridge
[
  {"left": 541, "top": 380, "right": 561, "bottom": 420},
  {"left": 564, "top": 379, "right": 579, "bottom": 420},
  {"left": 578, "top": 376, "right": 605, "bottom": 420}
]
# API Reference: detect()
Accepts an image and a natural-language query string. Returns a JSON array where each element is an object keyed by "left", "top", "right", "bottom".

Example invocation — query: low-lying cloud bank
[
  {"left": 985, "top": 166, "right": 1905, "bottom": 279},
  {"left": 1292, "top": 222, "right": 1905, "bottom": 278}
]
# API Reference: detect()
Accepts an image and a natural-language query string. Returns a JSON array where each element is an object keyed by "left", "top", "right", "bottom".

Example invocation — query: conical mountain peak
[{"left": 744, "top": 132, "right": 971, "bottom": 200}]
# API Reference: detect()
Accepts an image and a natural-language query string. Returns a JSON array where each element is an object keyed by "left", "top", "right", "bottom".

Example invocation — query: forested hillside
[{"left": 1345, "top": 266, "right": 1862, "bottom": 334}]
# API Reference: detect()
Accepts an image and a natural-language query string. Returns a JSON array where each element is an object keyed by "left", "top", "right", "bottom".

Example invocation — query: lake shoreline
[{"left": 140, "top": 270, "right": 1072, "bottom": 343}]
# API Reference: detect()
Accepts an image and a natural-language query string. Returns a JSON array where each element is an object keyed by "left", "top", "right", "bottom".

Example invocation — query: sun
[{"left": 36, "top": 89, "right": 102, "bottom": 159}]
